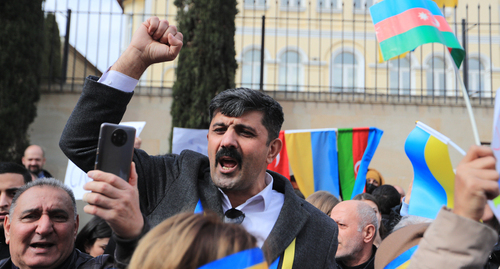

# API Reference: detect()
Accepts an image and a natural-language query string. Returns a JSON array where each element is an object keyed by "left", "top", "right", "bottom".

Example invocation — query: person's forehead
[
  {"left": 211, "top": 110, "right": 265, "bottom": 127},
  {"left": 25, "top": 147, "right": 43, "bottom": 158},
  {"left": 15, "top": 186, "right": 73, "bottom": 215},
  {"left": 0, "top": 173, "right": 25, "bottom": 188}
]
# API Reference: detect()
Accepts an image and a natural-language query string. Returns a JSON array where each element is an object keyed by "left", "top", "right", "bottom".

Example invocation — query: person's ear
[
  {"left": 266, "top": 138, "right": 283, "bottom": 164},
  {"left": 4, "top": 215, "right": 11, "bottom": 245},
  {"left": 363, "top": 224, "right": 376, "bottom": 243}
]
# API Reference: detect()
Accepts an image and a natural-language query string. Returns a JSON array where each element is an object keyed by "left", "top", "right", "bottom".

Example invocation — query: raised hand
[
  {"left": 453, "top": 145, "right": 499, "bottom": 222},
  {"left": 111, "top": 16, "right": 184, "bottom": 79},
  {"left": 83, "top": 162, "right": 144, "bottom": 239}
]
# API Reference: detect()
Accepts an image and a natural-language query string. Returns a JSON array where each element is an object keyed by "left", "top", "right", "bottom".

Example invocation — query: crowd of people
[{"left": 1, "top": 16, "right": 499, "bottom": 269}]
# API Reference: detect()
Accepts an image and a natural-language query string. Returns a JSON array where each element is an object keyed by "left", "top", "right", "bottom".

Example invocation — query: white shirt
[
  {"left": 219, "top": 172, "right": 284, "bottom": 248},
  {"left": 98, "top": 71, "right": 286, "bottom": 247}
]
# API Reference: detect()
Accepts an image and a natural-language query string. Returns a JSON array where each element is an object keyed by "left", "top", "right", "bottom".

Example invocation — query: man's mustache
[{"left": 215, "top": 147, "right": 242, "bottom": 166}]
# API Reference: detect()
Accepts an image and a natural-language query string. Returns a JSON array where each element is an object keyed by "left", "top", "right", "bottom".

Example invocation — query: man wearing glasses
[{"left": 60, "top": 17, "right": 338, "bottom": 268}]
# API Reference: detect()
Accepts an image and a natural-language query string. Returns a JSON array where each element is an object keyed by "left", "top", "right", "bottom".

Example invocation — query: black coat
[{"left": 60, "top": 76, "right": 339, "bottom": 268}]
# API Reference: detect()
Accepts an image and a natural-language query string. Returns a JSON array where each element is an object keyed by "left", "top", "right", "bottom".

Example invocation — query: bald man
[
  {"left": 330, "top": 200, "right": 378, "bottom": 269},
  {"left": 22, "top": 145, "right": 52, "bottom": 179}
]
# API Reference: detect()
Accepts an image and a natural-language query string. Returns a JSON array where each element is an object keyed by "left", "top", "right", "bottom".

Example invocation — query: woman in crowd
[
  {"left": 129, "top": 212, "right": 265, "bottom": 269},
  {"left": 306, "top": 190, "right": 340, "bottom": 217},
  {"left": 75, "top": 216, "right": 112, "bottom": 257}
]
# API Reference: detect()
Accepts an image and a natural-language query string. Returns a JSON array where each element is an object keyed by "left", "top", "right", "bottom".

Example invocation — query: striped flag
[
  {"left": 337, "top": 127, "right": 384, "bottom": 200},
  {"left": 405, "top": 122, "right": 459, "bottom": 219},
  {"left": 197, "top": 247, "right": 268, "bottom": 269},
  {"left": 370, "top": 0, "right": 465, "bottom": 68},
  {"left": 384, "top": 246, "right": 418, "bottom": 269},
  {"left": 285, "top": 129, "right": 339, "bottom": 198},
  {"left": 267, "top": 131, "right": 290, "bottom": 179}
]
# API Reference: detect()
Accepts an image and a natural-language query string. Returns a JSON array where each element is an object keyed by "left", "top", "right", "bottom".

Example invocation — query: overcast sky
[{"left": 43, "top": 0, "right": 126, "bottom": 73}]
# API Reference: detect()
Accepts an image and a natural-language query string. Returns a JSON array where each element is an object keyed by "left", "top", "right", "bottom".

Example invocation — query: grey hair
[
  {"left": 392, "top": 215, "right": 432, "bottom": 233},
  {"left": 9, "top": 178, "right": 77, "bottom": 221},
  {"left": 356, "top": 202, "right": 378, "bottom": 232}
]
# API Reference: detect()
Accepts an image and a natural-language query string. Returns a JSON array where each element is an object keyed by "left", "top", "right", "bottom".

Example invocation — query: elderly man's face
[
  {"left": 330, "top": 202, "right": 365, "bottom": 260},
  {"left": 207, "top": 111, "right": 278, "bottom": 199},
  {"left": 5, "top": 186, "right": 78, "bottom": 269}
]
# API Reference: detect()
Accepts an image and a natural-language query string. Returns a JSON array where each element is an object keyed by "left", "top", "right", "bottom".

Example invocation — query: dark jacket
[
  {"left": 0, "top": 231, "right": 8, "bottom": 260},
  {"left": 0, "top": 216, "right": 149, "bottom": 269},
  {"left": 336, "top": 245, "right": 376, "bottom": 269},
  {"left": 60, "top": 76, "right": 338, "bottom": 268},
  {"left": 0, "top": 249, "right": 113, "bottom": 269}
]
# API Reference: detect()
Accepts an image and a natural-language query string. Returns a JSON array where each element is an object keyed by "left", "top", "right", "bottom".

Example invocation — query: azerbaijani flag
[
  {"left": 337, "top": 127, "right": 383, "bottom": 200},
  {"left": 370, "top": 0, "right": 465, "bottom": 68},
  {"left": 197, "top": 247, "right": 268, "bottom": 269},
  {"left": 285, "top": 129, "right": 339, "bottom": 198},
  {"left": 267, "top": 131, "right": 290, "bottom": 179},
  {"left": 405, "top": 121, "right": 461, "bottom": 219}
]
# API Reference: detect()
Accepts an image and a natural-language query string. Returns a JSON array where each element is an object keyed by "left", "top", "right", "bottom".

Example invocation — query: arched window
[
  {"left": 468, "top": 58, "right": 486, "bottom": 97},
  {"left": 331, "top": 52, "right": 359, "bottom": 92},
  {"left": 389, "top": 57, "right": 411, "bottom": 95},
  {"left": 241, "top": 49, "right": 262, "bottom": 89},
  {"left": 279, "top": 51, "right": 303, "bottom": 91},
  {"left": 426, "top": 56, "right": 453, "bottom": 96}
]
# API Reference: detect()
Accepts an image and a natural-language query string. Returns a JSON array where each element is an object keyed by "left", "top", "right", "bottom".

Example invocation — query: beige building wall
[
  {"left": 120, "top": 0, "right": 500, "bottom": 95},
  {"left": 30, "top": 88, "right": 493, "bottom": 195}
]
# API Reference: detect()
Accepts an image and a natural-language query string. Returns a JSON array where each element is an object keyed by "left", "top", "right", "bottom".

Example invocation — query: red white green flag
[
  {"left": 267, "top": 131, "right": 290, "bottom": 179},
  {"left": 337, "top": 128, "right": 383, "bottom": 200},
  {"left": 370, "top": 0, "right": 465, "bottom": 68}
]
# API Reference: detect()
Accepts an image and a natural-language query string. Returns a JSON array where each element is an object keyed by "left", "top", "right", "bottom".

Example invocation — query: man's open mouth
[
  {"left": 30, "top": 243, "right": 55, "bottom": 249},
  {"left": 220, "top": 157, "right": 238, "bottom": 170},
  {"left": 215, "top": 147, "right": 242, "bottom": 172}
]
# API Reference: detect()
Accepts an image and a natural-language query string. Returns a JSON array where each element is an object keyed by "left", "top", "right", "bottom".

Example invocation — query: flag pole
[{"left": 447, "top": 52, "right": 481, "bottom": 146}]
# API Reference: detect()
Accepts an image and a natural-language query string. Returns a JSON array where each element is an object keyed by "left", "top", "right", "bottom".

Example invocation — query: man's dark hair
[
  {"left": 0, "top": 162, "right": 32, "bottom": 184},
  {"left": 372, "top": 185, "right": 401, "bottom": 215},
  {"left": 209, "top": 88, "right": 284, "bottom": 144}
]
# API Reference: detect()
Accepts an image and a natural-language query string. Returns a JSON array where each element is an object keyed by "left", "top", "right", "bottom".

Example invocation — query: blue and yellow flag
[
  {"left": 384, "top": 245, "right": 418, "bottom": 269},
  {"left": 285, "top": 129, "right": 339, "bottom": 198},
  {"left": 198, "top": 248, "right": 268, "bottom": 269},
  {"left": 405, "top": 121, "right": 461, "bottom": 219}
]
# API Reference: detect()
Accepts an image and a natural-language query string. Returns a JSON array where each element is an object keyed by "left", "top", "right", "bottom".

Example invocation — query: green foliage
[
  {"left": 41, "top": 13, "right": 62, "bottom": 83},
  {"left": 0, "top": 0, "right": 44, "bottom": 162},
  {"left": 171, "top": 0, "right": 238, "bottom": 134}
]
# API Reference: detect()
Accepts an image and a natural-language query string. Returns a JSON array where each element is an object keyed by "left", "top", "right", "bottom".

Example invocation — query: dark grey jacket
[{"left": 60, "top": 76, "right": 338, "bottom": 268}]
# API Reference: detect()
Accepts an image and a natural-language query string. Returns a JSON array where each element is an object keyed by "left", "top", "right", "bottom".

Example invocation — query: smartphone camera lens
[{"left": 111, "top": 129, "right": 128, "bottom": 147}]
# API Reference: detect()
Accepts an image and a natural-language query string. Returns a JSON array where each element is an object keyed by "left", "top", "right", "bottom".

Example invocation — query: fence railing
[{"left": 42, "top": 0, "right": 499, "bottom": 105}]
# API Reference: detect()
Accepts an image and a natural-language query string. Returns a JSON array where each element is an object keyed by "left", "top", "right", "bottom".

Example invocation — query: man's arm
[
  {"left": 408, "top": 145, "right": 499, "bottom": 269},
  {"left": 59, "top": 17, "right": 183, "bottom": 172},
  {"left": 83, "top": 163, "right": 147, "bottom": 268}
]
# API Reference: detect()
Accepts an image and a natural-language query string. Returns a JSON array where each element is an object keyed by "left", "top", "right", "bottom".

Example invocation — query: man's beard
[{"left": 28, "top": 165, "right": 41, "bottom": 175}]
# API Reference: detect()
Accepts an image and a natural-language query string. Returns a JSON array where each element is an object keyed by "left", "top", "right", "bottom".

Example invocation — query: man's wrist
[{"left": 110, "top": 46, "right": 149, "bottom": 79}]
